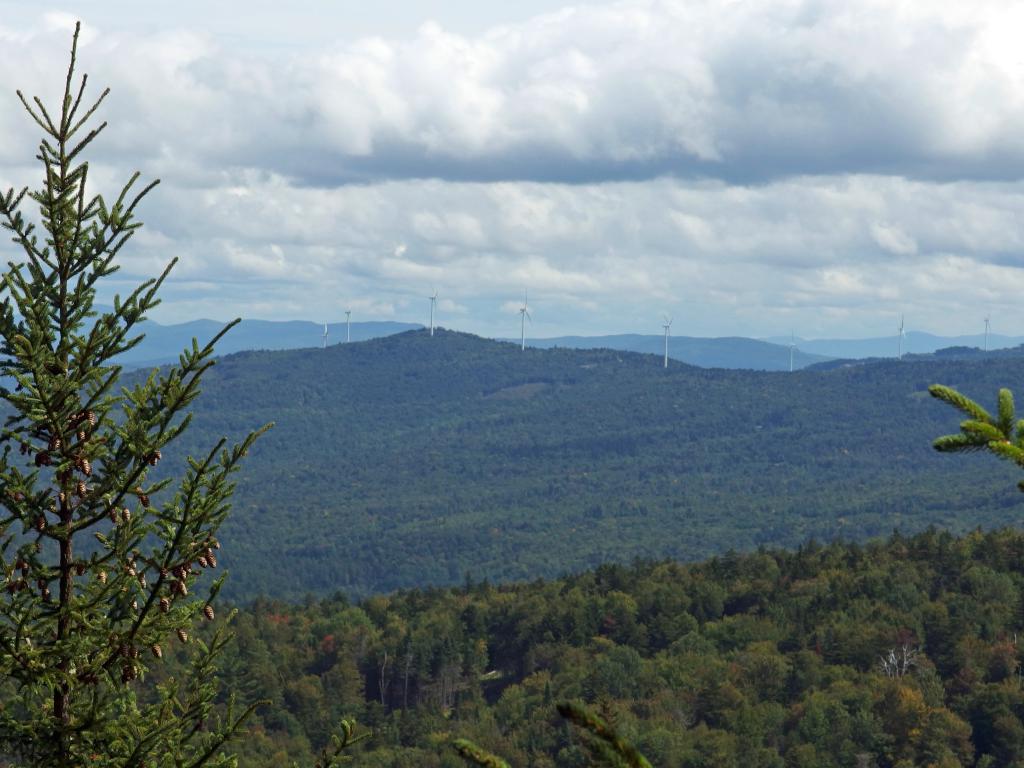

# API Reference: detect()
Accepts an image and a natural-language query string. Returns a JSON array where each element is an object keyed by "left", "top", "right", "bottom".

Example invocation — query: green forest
[
  {"left": 147, "top": 329, "right": 1024, "bottom": 600},
  {"left": 202, "top": 527, "right": 1024, "bottom": 767},
  {"left": 5, "top": 20, "right": 1024, "bottom": 768}
]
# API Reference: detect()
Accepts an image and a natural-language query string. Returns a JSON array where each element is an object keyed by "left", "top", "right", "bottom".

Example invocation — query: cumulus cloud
[
  {"left": 871, "top": 223, "right": 918, "bottom": 256},
  {"left": 71, "top": 169, "right": 1019, "bottom": 336},
  {"left": 3, "top": 1, "right": 1023, "bottom": 185},
  {"left": 1, "top": 2, "right": 1023, "bottom": 338}
]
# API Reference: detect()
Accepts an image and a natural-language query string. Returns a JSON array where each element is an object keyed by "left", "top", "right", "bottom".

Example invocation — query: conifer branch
[
  {"left": 932, "top": 383, "right": 1024, "bottom": 489},
  {"left": 557, "top": 702, "right": 652, "bottom": 768},
  {"left": 452, "top": 738, "right": 512, "bottom": 768},
  {"left": 928, "top": 385, "right": 993, "bottom": 422}
]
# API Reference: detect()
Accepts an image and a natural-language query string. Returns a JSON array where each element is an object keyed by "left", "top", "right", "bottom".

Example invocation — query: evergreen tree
[
  {"left": 0, "top": 24, "right": 267, "bottom": 767},
  {"left": 929, "top": 384, "right": 1024, "bottom": 488}
]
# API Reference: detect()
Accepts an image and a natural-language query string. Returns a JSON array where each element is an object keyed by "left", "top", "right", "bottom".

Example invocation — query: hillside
[
  {"left": 806, "top": 344, "right": 1024, "bottom": 372},
  {"left": 148, "top": 329, "right": 1024, "bottom": 601},
  {"left": 764, "top": 331, "right": 1024, "bottom": 359},
  {"left": 518, "top": 334, "right": 831, "bottom": 370},
  {"left": 223, "top": 528, "right": 1024, "bottom": 767}
]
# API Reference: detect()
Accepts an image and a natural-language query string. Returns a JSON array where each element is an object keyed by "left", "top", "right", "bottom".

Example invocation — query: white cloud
[
  {"left": 3, "top": 1, "right": 1023, "bottom": 185},
  {"left": 2, "top": 2, "right": 1024, "bottom": 338},
  {"left": 871, "top": 223, "right": 918, "bottom": 256}
]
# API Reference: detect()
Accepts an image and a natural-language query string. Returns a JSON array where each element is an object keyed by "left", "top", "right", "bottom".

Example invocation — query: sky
[{"left": 0, "top": 1, "right": 1022, "bottom": 339}]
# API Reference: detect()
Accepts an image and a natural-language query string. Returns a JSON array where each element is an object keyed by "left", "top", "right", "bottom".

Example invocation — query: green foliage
[
  {"left": 213, "top": 528, "right": 1024, "bottom": 766},
  {"left": 452, "top": 738, "right": 511, "bottom": 768},
  {"left": 557, "top": 701, "right": 652, "bottom": 768},
  {"left": 155, "top": 332, "right": 1024, "bottom": 600},
  {"left": 451, "top": 703, "right": 652, "bottom": 768},
  {"left": 930, "top": 384, "right": 1024, "bottom": 490},
  {"left": 0, "top": 25, "right": 265, "bottom": 766},
  {"left": 310, "top": 719, "right": 370, "bottom": 767}
]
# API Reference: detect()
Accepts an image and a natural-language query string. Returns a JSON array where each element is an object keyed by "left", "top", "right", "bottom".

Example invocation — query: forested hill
[
  {"left": 224, "top": 528, "right": 1024, "bottom": 767},
  {"left": 162, "top": 329, "right": 1024, "bottom": 600},
  {"left": 517, "top": 334, "right": 831, "bottom": 370}
]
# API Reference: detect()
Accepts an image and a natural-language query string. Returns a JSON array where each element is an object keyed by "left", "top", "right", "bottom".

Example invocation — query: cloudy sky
[{"left": 1, "top": 1, "right": 1022, "bottom": 339}]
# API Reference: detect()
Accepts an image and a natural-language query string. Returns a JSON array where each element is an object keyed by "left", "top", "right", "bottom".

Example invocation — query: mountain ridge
[{"left": 141, "top": 328, "right": 1024, "bottom": 600}]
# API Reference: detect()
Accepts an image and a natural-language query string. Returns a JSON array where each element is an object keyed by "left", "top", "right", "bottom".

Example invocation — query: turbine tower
[
  {"left": 322, "top": 321, "right": 328, "bottom": 349},
  {"left": 429, "top": 290, "right": 438, "bottom": 337},
  {"left": 519, "top": 290, "right": 531, "bottom": 351},
  {"left": 897, "top": 314, "right": 905, "bottom": 360},
  {"left": 789, "top": 332, "right": 796, "bottom": 373},
  {"left": 345, "top": 309, "right": 352, "bottom": 343},
  {"left": 984, "top": 315, "right": 990, "bottom": 352},
  {"left": 662, "top": 315, "right": 672, "bottom": 368}
]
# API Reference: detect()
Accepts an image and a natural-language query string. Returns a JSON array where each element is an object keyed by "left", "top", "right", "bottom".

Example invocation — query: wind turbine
[
  {"left": 662, "top": 315, "right": 672, "bottom": 368},
  {"left": 345, "top": 309, "right": 352, "bottom": 343},
  {"left": 789, "top": 331, "right": 796, "bottom": 373},
  {"left": 897, "top": 314, "right": 905, "bottom": 360},
  {"left": 322, "top": 321, "right": 328, "bottom": 349},
  {"left": 519, "top": 290, "right": 531, "bottom": 351},
  {"left": 984, "top": 315, "right": 990, "bottom": 352},
  {"left": 428, "top": 290, "right": 438, "bottom": 337}
]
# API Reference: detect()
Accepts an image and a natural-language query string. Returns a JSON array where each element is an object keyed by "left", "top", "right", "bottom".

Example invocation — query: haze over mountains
[
  {"left": 125, "top": 314, "right": 1021, "bottom": 372},
  {"left": 763, "top": 331, "right": 1024, "bottom": 360},
  {"left": 113, "top": 316, "right": 421, "bottom": 367},
  {"left": 516, "top": 334, "right": 830, "bottom": 371},
  {"left": 144, "top": 328, "right": 1024, "bottom": 601}
]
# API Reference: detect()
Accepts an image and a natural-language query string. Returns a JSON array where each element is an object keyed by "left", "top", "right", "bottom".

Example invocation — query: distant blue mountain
[
  {"left": 762, "top": 331, "right": 1024, "bottom": 359},
  {"left": 510, "top": 334, "right": 831, "bottom": 371},
  {"left": 115, "top": 317, "right": 422, "bottom": 368},
  {"left": 114, "top": 315, "right": 1019, "bottom": 372}
]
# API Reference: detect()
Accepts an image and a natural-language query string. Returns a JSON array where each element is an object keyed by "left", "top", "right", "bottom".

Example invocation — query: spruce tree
[{"left": 0, "top": 24, "right": 267, "bottom": 767}]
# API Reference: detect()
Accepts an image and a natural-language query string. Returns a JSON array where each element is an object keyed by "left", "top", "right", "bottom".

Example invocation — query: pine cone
[
  {"left": 203, "top": 604, "right": 215, "bottom": 621},
  {"left": 177, "top": 628, "right": 188, "bottom": 643},
  {"left": 151, "top": 644, "right": 162, "bottom": 659},
  {"left": 159, "top": 597, "right": 170, "bottom": 613}
]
